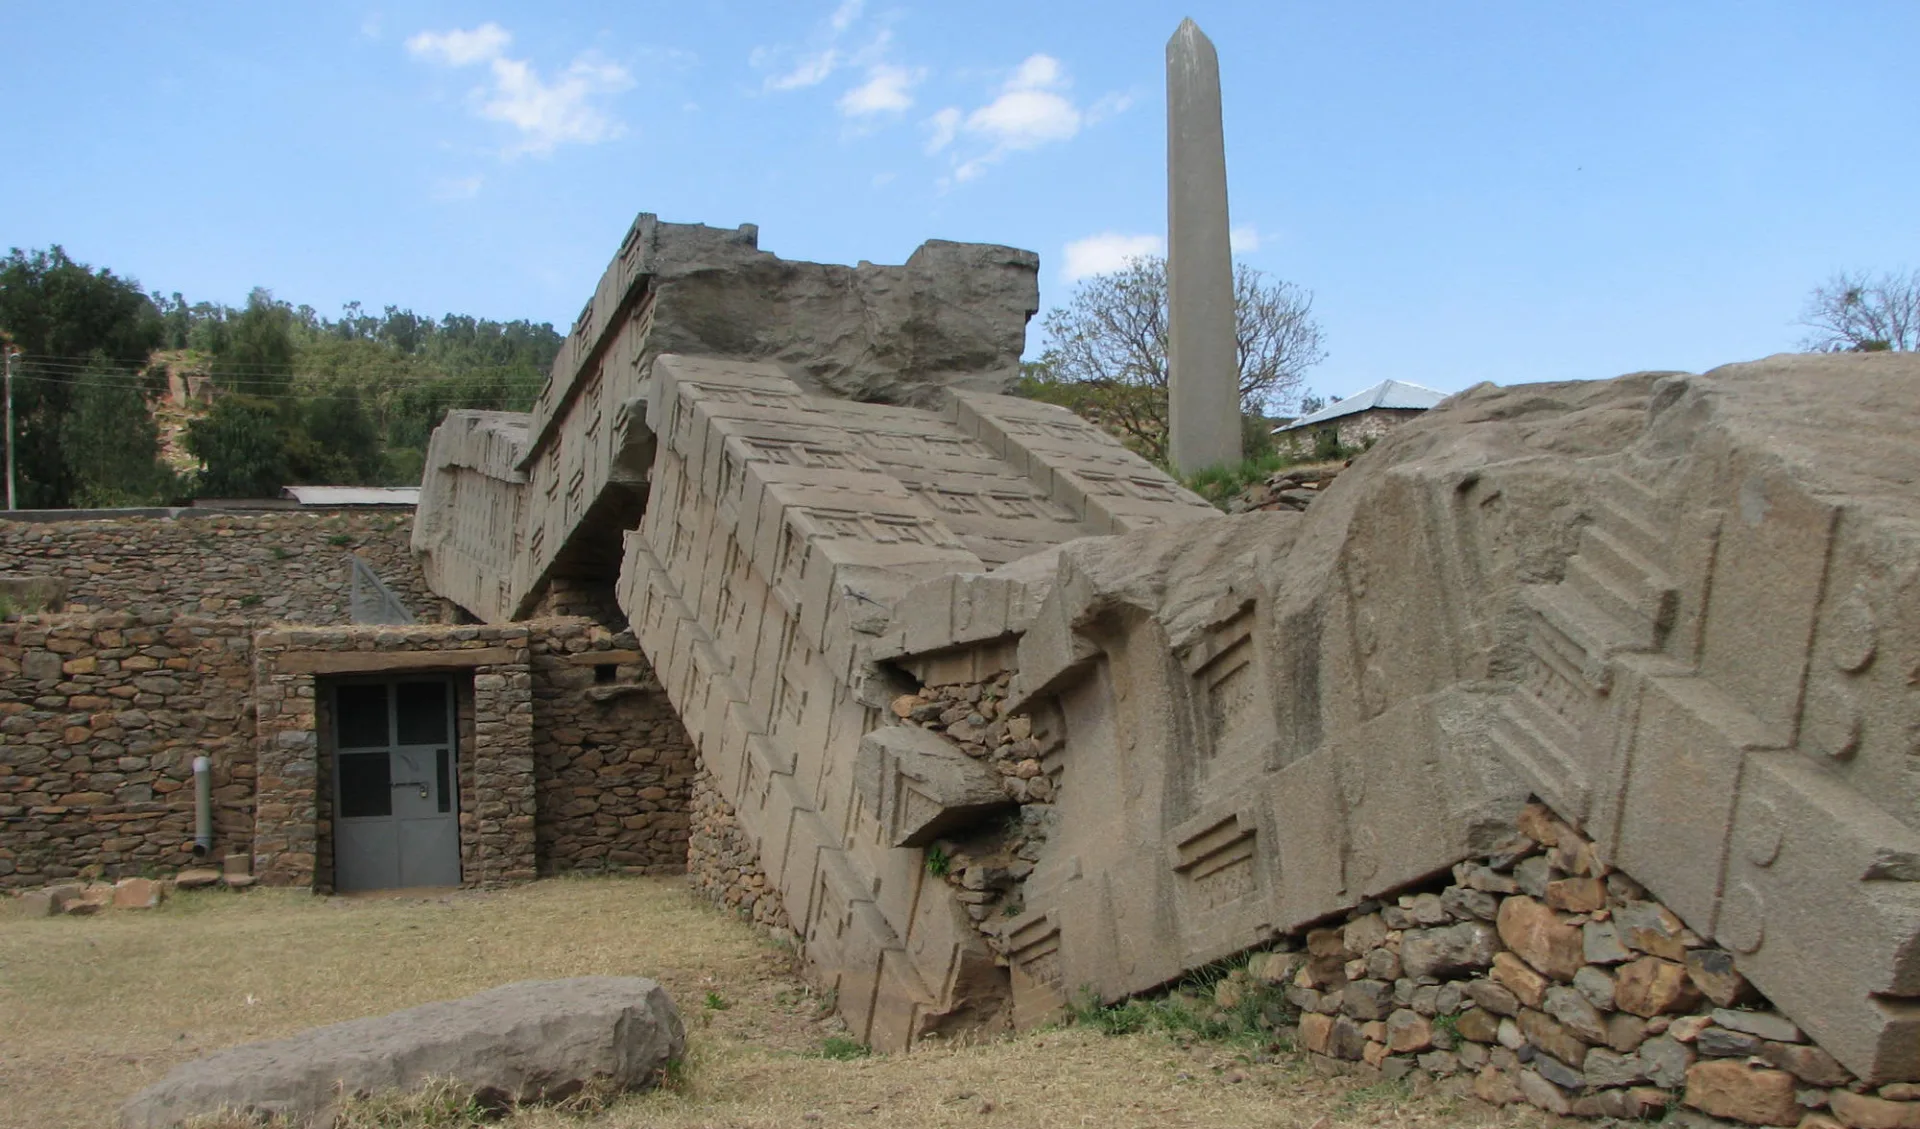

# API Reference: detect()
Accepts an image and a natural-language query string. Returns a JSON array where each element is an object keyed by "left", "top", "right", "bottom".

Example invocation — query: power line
[{"left": 16, "top": 354, "right": 553, "bottom": 381}]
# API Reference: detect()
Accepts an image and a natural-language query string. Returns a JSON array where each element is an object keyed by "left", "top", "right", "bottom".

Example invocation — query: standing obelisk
[{"left": 1166, "top": 17, "right": 1241, "bottom": 476}]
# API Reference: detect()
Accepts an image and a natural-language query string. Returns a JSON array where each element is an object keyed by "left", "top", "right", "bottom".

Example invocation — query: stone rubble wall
[
  {"left": 687, "top": 769, "right": 791, "bottom": 935},
  {"left": 531, "top": 622, "right": 695, "bottom": 876},
  {"left": 0, "top": 510, "right": 440, "bottom": 625},
  {"left": 0, "top": 613, "right": 255, "bottom": 889},
  {"left": 1266, "top": 801, "right": 1887, "bottom": 1129}
]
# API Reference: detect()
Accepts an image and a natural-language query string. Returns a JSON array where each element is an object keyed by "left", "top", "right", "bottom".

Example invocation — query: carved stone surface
[
  {"left": 410, "top": 210, "right": 1920, "bottom": 1085},
  {"left": 856, "top": 726, "right": 1014, "bottom": 848},
  {"left": 985, "top": 352, "right": 1920, "bottom": 1082},
  {"left": 413, "top": 215, "right": 1039, "bottom": 624}
]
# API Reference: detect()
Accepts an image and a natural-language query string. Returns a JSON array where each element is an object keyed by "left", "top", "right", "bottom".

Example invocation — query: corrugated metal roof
[
  {"left": 1272, "top": 380, "right": 1449, "bottom": 432},
  {"left": 280, "top": 486, "right": 421, "bottom": 506}
]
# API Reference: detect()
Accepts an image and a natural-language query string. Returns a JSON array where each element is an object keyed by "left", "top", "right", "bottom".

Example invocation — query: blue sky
[{"left": 6, "top": 1, "right": 1917, "bottom": 402}]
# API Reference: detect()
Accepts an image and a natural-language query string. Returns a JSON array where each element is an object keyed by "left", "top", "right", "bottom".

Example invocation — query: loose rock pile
[
  {"left": 886, "top": 675, "right": 1057, "bottom": 939},
  {"left": 1225, "top": 464, "right": 1343, "bottom": 514},
  {"left": 1265, "top": 802, "right": 1878, "bottom": 1127}
]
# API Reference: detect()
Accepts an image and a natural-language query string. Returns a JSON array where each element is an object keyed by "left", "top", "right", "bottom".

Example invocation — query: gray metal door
[{"left": 331, "top": 678, "right": 461, "bottom": 891}]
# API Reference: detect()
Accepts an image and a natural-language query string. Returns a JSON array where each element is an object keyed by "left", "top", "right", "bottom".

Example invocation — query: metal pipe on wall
[{"left": 192, "top": 756, "right": 213, "bottom": 857}]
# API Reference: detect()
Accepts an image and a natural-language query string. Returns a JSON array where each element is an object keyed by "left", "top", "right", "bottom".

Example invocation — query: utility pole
[{"left": 3, "top": 349, "right": 15, "bottom": 511}]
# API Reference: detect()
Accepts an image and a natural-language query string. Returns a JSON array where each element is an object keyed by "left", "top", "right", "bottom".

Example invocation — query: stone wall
[
  {"left": 1268, "top": 801, "right": 1882, "bottom": 1128},
  {"left": 251, "top": 623, "right": 537, "bottom": 889},
  {"left": 0, "top": 509, "right": 440, "bottom": 625},
  {"left": 687, "top": 769, "right": 790, "bottom": 935},
  {"left": 1275, "top": 406, "right": 1427, "bottom": 457},
  {"left": 0, "top": 614, "right": 255, "bottom": 889},
  {"left": 530, "top": 621, "right": 695, "bottom": 876}
]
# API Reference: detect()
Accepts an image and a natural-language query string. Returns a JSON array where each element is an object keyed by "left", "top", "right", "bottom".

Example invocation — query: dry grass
[{"left": 0, "top": 878, "right": 1552, "bottom": 1129}]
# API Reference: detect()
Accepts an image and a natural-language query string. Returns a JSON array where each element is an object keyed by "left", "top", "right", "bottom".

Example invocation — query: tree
[
  {"left": 1800, "top": 270, "right": 1919, "bottom": 353},
  {"left": 0, "top": 247, "right": 163, "bottom": 506},
  {"left": 212, "top": 288, "right": 296, "bottom": 394},
  {"left": 60, "top": 358, "right": 176, "bottom": 506},
  {"left": 186, "top": 397, "right": 286, "bottom": 498},
  {"left": 1036, "top": 255, "right": 1326, "bottom": 463},
  {"left": 285, "top": 390, "right": 384, "bottom": 485}
]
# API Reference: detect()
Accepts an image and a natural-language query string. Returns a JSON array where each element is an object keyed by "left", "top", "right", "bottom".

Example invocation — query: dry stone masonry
[
  {"left": 399, "top": 202, "right": 1920, "bottom": 1106},
  {"left": 0, "top": 509, "right": 437, "bottom": 623},
  {"left": 1260, "top": 800, "right": 1886, "bottom": 1126},
  {"left": 6, "top": 197, "right": 1909, "bottom": 1122},
  {"left": 0, "top": 614, "right": 254, "bottom": 888}
]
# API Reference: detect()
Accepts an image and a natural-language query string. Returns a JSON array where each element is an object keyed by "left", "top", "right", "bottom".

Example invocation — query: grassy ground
[{"left": 0, "top": 878, "right": 1548, "bottom": 1128}]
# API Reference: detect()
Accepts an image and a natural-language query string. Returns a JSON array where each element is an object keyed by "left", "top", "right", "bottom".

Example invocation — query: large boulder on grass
[{"left": 119, "top": 977, "right": 684, "bottom": 1128}]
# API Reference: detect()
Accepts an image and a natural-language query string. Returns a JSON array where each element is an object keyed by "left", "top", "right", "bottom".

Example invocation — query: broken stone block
[
  {"left": 1583, "top": 920, "right": 1633, "bottom": 964},
  {"left": 1573, "top": 965, "right": 1616, "bottom": 1012},
  {"left": 854, "top": 726, "right": 1012, "bottom": 848},
  {"left": 1757, "top": 1041, "right": 1852, "bottom": 1088},
  {"left": 174, "top": 868, "right": 222, "bottom": 890},
  {"left": 1517, "top": 1008, "right": 1590, "bottom": 1070},
  {"left": 111, "top": 877, "right": 163, "bottom": 909},
  {"left": 1473, "top": 1063, "right": 1522, "bottom": 1106},
  {"left": 10, "top": 890, "right": 55, "bottom": 918},
  {"left": 1695, "top": 1026, "right": 1763, "bottom": 1058},
  {"left": 1544, "top": 875, "right": 1606, "bottom": 913},
  {"left": 1386, "top": 1008, "right": 1433, "bottom": 1053},
  {"left": 1683, "top": 1059, "right": 1801, "bottom": 1127},
  {"left": 1640, "top": 1034, "right": 1695, "bottom": 1088},
  {"left": 1516, "top": 1068, "right": 1572, "bottom": 1115},
  {"left": 1830, "top": 1090, "right": 1920, "bottom": 1129},
  {"left": 1542, "top": 985, "right": 1608, "bottom": 1043},
  {"left": 1614, "top": 900, "right": 1689, "bottom": 961},
  {"left": 1464, "top": 978, "right": 1518, "bottom": 1018},
  {"left": 1712, "top": 1008, "right": 1802, "bottom": 1045},
  {"left": 1615, "top": 956, "right": 1703, "bottom": 1017},
  {"left": 1399, "top": 921, "right": 1498, "bottom": 980},
  {"left": 1455, "top": 1006, "right": 1501, "bottom": 1043},
  {"left": 1497, "top": 898, "right": 1583, "bottom": 982},
  {"left": 1606, "top": 1011, "right": 1650, "bottom": 1053}
]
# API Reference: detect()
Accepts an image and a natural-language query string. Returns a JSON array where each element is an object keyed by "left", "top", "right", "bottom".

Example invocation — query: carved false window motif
[{"left": 1186, "top": 610, "right": 1262, "bottom": 765}]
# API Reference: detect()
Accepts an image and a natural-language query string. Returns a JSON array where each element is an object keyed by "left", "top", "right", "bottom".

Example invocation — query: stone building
[
  {"left": 1271, "top": 378, "right": 1447, "bottom": 456},
  {"left": 0, "top": 504, "right": 694, "bottom": 892},
  {"left": 12, "top": 206, "right": 1920, "bottom": 1117}
]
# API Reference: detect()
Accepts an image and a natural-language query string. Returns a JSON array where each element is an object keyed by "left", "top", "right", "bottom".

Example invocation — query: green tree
[
  {"left": 59, "top": 357, "right": 176, "bottom": 506},
  {"left": 186, "top": 397, "right": 285, "bottom": 497},
  {"left": 1036, "top": 255, "right": 1326, "bottom": 463},
  {"left": 285, "top": 390, "right": 384, "bottom": 485},
  {"left": 0, "top": 247, "right": 163, "bottom": 506},
  {"left": 212, "top": 288, "right": 295, "bottom": 394},
  {"left": 1800, "top": 269, "right": 1919, "bottom": 353}
]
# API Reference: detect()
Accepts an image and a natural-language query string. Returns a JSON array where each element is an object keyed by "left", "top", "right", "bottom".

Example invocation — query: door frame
[{"left": 326, "top": 673, "right": 463, "bottom": 890}]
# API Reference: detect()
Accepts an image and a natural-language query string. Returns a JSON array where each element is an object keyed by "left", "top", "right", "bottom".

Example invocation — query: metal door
[{"left": 331, "top": 678, "right": 461, "bottom": 891}]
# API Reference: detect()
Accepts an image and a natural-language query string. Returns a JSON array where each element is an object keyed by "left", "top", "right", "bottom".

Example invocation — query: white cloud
[
  {"left": 406, "top": 23, "right": 510, "bottom": 66},
  {"left": 1062, "top": 233, "right": 1164, "bottom": 281},
  {"left": 1230, "top": 225, "right": 1262, "bottom": 253},
  {"left": 829, "top": 0, "right": 864, "bottom": 34},
  {"left": 839, "top": 64, "right": 921, "bottom": 115},
  {"left": 966, "top": 88, "right": 1081, "bottom": 148},
  {"left": 360, "top": 13, "right": 384, "bottom": 41},
  {"left": 935, "top": 53, "right": 1128, "bottom": 184},
  {"left": 755, "top": 0, "right": 880, "bottom": 92},
  {"left": 924, "top": 107, "right": 961, "bottom": 153},
  {"left": 406, "top": 24, "right": 634, "bottom": 157},
  {"left": 767, "top": 49, "right": 838, "bottom": 90},
  {"left": 483, "top": 56, "right": 634, "bottom": 155}
]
